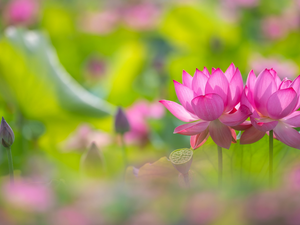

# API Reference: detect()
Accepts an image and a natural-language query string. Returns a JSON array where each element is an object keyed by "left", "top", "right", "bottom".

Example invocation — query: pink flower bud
[
  {"left": 0, "top": 117, "right": 14, "bottom": 148},
  {"left": 114, "top": 107, "right": 130, "bottom": 134}
]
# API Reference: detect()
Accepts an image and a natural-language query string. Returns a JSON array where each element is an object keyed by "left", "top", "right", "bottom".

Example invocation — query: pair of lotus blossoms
[{"left": 160, "top": 63, "right": 300, "bottom": 150}]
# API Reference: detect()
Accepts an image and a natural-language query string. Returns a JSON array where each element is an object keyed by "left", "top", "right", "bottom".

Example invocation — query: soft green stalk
[
  {"left": 183, "top": 173, "right": 190, "bottom": 188},
  {"left": 269, "top": 130, "right": 273, "bottom": 186},
  {"left": 218, "top": 145, "right": 222, "bottom": 187},
  {"left": 120, "top": 134, "right": 128, "bottom": 169},
  {"left": 6, "top": 146, "right": 14, "bottom": 185}
]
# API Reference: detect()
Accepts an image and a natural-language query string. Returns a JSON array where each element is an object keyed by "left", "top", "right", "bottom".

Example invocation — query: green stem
[
  {"left": 218, "top": 145, "right": 222, "bottom": 187},
  {"left": 6, "top": 146, "right": 14, "bottom": 185},
  {"left": 120, "top": 134, "right": 128, "bottom": 169},
  {"left": 269, "top": 130, "right": 273, "bottom": 186}
]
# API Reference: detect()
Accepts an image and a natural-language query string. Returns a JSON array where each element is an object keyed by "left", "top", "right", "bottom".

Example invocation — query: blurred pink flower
[
  {"left": 122, "top": 3, "right": 161, "bottom": 31},
  {"left": 240, "top": 69, "right": 300, "bottom": 148},
  {"left": 222, "top": 0, "right": 259, "bottom": 8},
  {"left": 262, "top": 8, "right": 300, "bottom": 40},
  {"left": 125, "top": 100, "right": 165, "bottom": 145},
  {"left": 244, "top": 191, "right": 283, "bottom": 224},
  {"left": 282, "top": 8, "right": 300, "bottom": 30},
  {"left": 285, "top": 165, "right": 300, "bottom": 191},
  {"left": 160, "top": 63, "right": 251, "bottom": 149},
  {"left": 249, "top": 54, "right": 298, "bottom": 79},
  {"left": 219, "top": 0, "right": 258, "bottom": 20},
  {"left": 4, "top": 0, "right": 38, "bottom": 26},
  {"left": 51, "top": 207, "right": 92, "bottom": 225},
  {"left": 125, "top": 211, "right": 163, "bottom": 225},
  {"left": 185, "top": 193, "right": 223, "bottom": 225},
  {"left": 262, "top": 16, "right": 288, "bottom": 40},
  {"left": 63, "top": 124, "right": 111, "bottom": 152},
  {"left": 2, "top": 179, "right": 53, "bottom": 212},
  {"left": 85, "top": 57, "right": 106, "bottom": 79},
  {"left": 136, "top": 157, "right": 178, "bottom": 181},
  {"left": 79, "top": 10, "right": 119, "bottom": 35}
]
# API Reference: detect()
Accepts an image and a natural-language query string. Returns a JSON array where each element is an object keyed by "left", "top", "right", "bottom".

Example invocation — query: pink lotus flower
[
  {"left": 160, "top": 63, "right": 251, "bottom": 149},
  {"left": 4, "top": 0, "right": 38, "bottom": 26},
  {"left": 240, "top": 68, "right": 300, "bottom": 149}
]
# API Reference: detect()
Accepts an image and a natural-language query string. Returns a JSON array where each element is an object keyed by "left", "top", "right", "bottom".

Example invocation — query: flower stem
[
  {"left": 183, "top": 172, "right": 190, "bottom": 188},
  {"left": 218, "top": 145, "right": 222, "bottom": 187},
  {"left": 269, "top": 130, "right": 273, "bottom": 186},
  {"left": 120, "top": 134, "right": 128, "bottom": 169},
  {"left": 5, "top": 146, "right": 14, "bottom": 185}
]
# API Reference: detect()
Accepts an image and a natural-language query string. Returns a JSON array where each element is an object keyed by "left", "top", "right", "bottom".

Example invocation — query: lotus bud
[
  {"left": 80, "top": 142, "right": 105, "bottom": 177},
  {"left": 114, "top": 107, "right": 130, "bottom": 134},
  {"left": 0, "top": 117, "right": 15, "bottom": 148},
  {"left": 169, "top": 148, "right": 193, "bottom": 175}
]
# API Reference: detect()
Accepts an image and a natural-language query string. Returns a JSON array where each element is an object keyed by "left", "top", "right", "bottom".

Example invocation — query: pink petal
[
  {"left": 231, "top": 121, "right": 252, "bottom": 130},
  {"left": 240, "top": 126, "right": 266, "bottom": 144},
  {"left": 202, "top": 67, "right": 210, "bottom": 77},
  {"left": 192, "top": 69, "right": 208, "bottom": 95},
  {"left": 205, "top": 68, "right": 229, "bottom": 105},
  {"left": 291, "top": 75, "right": 300, "bottom": 94},
  {"left": 279, "top": 78, "right": 292, "bottom": 90},
  {"left": 174, "top": 80, "right": 196, "bottom": 113},
  {"left": 246, "top": 70, "right": 256, "bottom": 106},
  {"left": 274, "top": 122, "right": 300, "bottom": 149},
  {"left": 230, "top": 128, "right": 237, "bottom": 143},
  {"left": 295, "top": 96, "right": 300, "bottom": 111},
  {"left": 219, "top": 105, "right": 252, "bottom": 126},
  {"left": 253, "top": 69, "right": 277, "bottom": 116},
  {"left": 250, "top": 115, "right": 278, "bottom": 132},
  {"left": 211, "top": 68, "right": 216, "bottom": 74},
  {"left": 283, "top": 111, "right": 300, "bottom": 127},
  {"left": 269, "top": 68, "right": 281, "bottom": 88},
  {"left": 225, "top": 68, "right": 244, "bottom": 111},
  {"left": 174, "top": 121, "right": 210, "bottom": 136},
  {"left": 291, "top": 75, "right": 300, "bottom": 110},
  {"left": 191, "top": 94, "right": 224, "bottom": 121},
  {"left": 241, "top": 87, "right": 254, "bottom": 112},
  {"left": 246, "top": 70, "right": 256, "bottom": 93},
  {"left": 159, "top": 100, "right": 198, "bottom": 122},
  {"left": 190, "top": 129, "right": 209, "bottom": 149},
  {"left": 182, "top": 70, "right": 193, "bottom": 89},
  {"left": 209, "top": 119, "right": 232, "bottom": 149},
  {"left": 224, "top": 63, "right": 236, "bottom": 82},
  {"left": 266, "top": 88, "right": 297, "bottom": 119}
]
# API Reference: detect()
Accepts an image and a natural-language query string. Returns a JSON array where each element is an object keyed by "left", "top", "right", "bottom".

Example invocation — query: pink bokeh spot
[
  {"left": 249, "top": 54, "right": 298, "bottom": 79},
  {"left": 122, "top": 3, "right": 161, "bottom": 31},
  {"left": 2, "top": 179, "right": 53, "bottom": 212},
  {"left": 5, "top": 0, "right": 38, "bottom": 26},
  {"left": 125, "top": 100, "right": 165, "bottom": 145},
  {"left": 51, "top": 207, "right": 92, "bottom": 225},
  {"left": 63, "top": 124, "right": 112, "bottom": 152}
]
